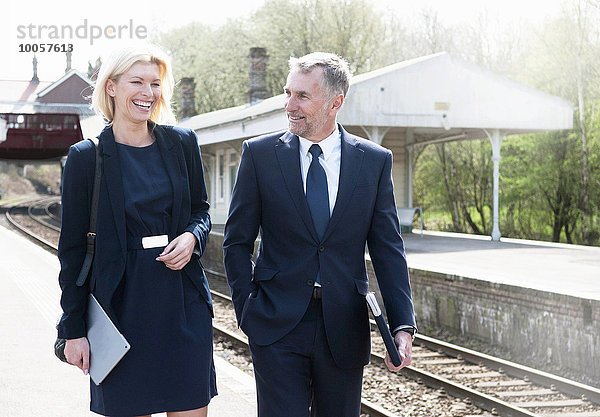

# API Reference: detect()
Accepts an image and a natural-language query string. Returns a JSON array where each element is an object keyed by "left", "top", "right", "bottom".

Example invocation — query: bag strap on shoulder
[{"left": 75, "top": 138, "right": 103, "bottom": 287}]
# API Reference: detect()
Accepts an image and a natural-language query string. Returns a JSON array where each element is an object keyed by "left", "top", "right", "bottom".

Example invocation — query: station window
[
  {"left": 201, "top": 154, "right": 215, "bottom": 204},
  {"left": 214, "top": 148, "right": 240, "bottom": 208},
  {"left": 45, "top": 115, "right": 63, "bottom": 131},
  {"left": 228, "top": 153, "right": 238, "bottom": 194},
  {"left": 25, "top": 115, "right": 43, "bottom": 129},
  {"left": 64, "top": 115, "right": 78, "bottom": 130},
  {"left": 7, "top": 114, "right": 25, "bottom": 129}
]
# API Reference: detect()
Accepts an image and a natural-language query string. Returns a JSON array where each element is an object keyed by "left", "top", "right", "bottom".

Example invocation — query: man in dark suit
[{"left": 224, "top": 52, "right": 416, "bottom": 417}]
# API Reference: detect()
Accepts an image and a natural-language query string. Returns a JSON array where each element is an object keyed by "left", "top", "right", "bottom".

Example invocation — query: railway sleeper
[
  {"left": 538, "top": 412, "right": 600, "bottom": 417},
  {"left": 515, "top": 398, "right": 587, "bottom": 408}
]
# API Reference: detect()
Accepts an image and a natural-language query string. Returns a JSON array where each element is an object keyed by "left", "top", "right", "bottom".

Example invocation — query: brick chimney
[
  {"left": 247, "top": 47, "right": 269, "bottom": 105},
  {"left": 179, "top": 77, "right": 196, "bottom": 120}
]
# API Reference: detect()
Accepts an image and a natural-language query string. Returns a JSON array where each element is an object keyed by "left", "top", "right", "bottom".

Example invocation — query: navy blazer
[
  {"left": 57, "top": 122, "right": 212, "bottom": 340},
  {"left": 223, "top": 124, "right": 415, "bottom": 369}
]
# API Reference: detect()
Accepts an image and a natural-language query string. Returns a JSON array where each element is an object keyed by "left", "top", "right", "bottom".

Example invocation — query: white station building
[{"left": 179, "top": 52, "right": 573, "bottom": 240}]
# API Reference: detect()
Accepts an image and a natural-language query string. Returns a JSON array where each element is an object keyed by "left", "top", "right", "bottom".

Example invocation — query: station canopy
[
  {"left": 180, "top": 52, "right": 572, "bottom": 145},
  {"left": 180, "top": 52, "right": 574, "bottom": 240}
]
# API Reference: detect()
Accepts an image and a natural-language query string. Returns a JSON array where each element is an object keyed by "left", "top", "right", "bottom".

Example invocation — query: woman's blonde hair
[{"left": 92, "top": 44, "right": 176, "bottom": 125}]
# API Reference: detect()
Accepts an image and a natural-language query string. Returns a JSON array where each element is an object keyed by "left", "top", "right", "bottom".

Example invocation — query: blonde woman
[{"left": 57, "top": 44, "right": 216, "bottom": 417}]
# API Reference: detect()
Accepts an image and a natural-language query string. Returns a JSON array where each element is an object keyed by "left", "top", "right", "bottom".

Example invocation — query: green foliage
[
  {"left": 156, "top": 21, "right": 252, "bottom": 114},
  {"left": 415, "top": 126, "right": 600, "bottom": 245},
  {"left": 502, "top": 132, "right": 582, "bottom": 242},
  {"left": 249, "top": 0, "right": 391, "bottom": 95},
  {"left": 414, "top": 140, "right": 492, "bottom": 235}
]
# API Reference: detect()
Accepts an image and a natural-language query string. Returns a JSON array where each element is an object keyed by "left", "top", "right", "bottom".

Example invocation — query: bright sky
[{"left": 3, "top": 0, "right": 565, "bottom": 82}]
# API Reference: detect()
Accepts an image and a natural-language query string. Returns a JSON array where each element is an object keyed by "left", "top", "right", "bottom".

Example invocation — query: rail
[{"left": 208, "top": 283, "right": 600, "bottom": 417}]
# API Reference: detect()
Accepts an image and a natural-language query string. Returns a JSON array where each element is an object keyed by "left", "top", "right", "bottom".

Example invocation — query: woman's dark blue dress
[{"left": 90, "top": 141, "right": 217, "bottom": 416}]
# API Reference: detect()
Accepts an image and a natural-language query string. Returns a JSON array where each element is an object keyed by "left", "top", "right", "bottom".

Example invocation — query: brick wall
[{"left": 408, "top": 268, "right": 599, "bottom": 379}]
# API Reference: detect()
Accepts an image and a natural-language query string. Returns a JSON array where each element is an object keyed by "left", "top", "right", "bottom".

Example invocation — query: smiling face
[
  {"left": 105, "top": 61, "right": 161, "bottom": 127},
  {"left": 284, "top": 67, "right": 343, "bottom": 142}
]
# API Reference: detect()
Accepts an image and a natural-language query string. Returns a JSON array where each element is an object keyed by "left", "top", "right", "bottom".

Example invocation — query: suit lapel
[
  {"left": 275, "top": 132, "right": 319, "bottom": 242},
  {"left": 322, "top": 126, "right": 364, "bottom": 242},
  {"left": 98, "top": 127, "right": 127, "bottom": 254},
  {"left": 154, "top": 124, "right": 185, "bottom": 238}
]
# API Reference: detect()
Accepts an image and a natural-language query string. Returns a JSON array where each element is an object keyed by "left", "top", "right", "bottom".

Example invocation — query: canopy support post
[
  {"left": 485, "top": 128, "right": 505, "bottom": 241},
  {"left": 360, "top": 126, "right": 390, "bottom": 145}
]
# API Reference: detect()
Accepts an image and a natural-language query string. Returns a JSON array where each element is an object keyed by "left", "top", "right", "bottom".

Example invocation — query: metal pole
[{"left": 486, "top": 129, "right": 504, "bottom": 241}]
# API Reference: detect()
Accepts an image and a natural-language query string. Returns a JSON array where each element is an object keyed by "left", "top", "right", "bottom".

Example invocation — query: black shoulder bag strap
[{"left": 75, "top": 138, "right": 102, "bottom": 287}]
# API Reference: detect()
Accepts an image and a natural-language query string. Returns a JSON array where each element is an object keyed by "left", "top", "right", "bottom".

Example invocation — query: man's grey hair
[{"left": 288, "top": 52, "right": 351, "bottom": 99}]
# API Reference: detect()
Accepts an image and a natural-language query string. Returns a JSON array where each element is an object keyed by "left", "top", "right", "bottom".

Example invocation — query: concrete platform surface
[
  {"left": 401, "top": 230, "right": 600, "bottom": 300},
  {"left": 0, "top": 224, "right": 256, "bottom": 417}
]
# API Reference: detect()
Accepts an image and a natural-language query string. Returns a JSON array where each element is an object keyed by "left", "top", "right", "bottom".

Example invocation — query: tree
[
  {"left": 156, "top": 20, "right": 253, "bottom": 115},
  {"left": 413, "top": 140, "right": 492, "bottom": 235},
  {"left": 502, "top": 132, "right": 581, "bottom": 243},
  {"left": 519, "top": 2, "right": 600, "bottom": 244},
  {"left": 249, "top": 0, "right": 393, "bottom": 95},
  {"left": 156, "top": 0, "right": 399, "bottom": 114}
]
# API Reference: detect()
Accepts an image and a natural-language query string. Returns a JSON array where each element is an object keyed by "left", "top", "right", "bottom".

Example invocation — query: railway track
[
  {"left": 6, "top": 201, "right": 600, "bottom": 416},
  {"left": 205, "top": 269, "right": 600, "bottom": 417},
  {"left": 43, "top": 199, "right": 61, "bottom": 222},
  {"left": 3, "top": 196, "right": 60, "bottom": 252},
  {"left": 27, "top": 197, "right": 61, "bottom": 228}
]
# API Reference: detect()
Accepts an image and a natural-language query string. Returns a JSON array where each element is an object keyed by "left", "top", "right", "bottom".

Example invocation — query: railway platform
[
  {"left": 0, "top": 223, "right": 256, "bottom": 417},
  {"left": 400, "top": 230, "right": 600, "bottom": 300}
]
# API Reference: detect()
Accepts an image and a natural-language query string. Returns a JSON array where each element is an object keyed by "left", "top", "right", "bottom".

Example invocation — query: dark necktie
[{"left": 306, "top": 144, "right": 330, "bottom": 240}]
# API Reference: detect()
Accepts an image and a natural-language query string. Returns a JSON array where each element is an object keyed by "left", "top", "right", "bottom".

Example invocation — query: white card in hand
[{"left": 141, "top": 235, "right": 169, "bottom": 249}]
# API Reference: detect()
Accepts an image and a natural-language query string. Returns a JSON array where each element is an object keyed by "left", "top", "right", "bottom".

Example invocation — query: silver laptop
[{"left": 87, "top": 294, "right": 130, "bottom": 385}]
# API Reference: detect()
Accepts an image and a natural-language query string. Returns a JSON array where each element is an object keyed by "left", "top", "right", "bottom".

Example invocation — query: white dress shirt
[{"left": 298, "top": 128, "right": 341, "bottom": 216}]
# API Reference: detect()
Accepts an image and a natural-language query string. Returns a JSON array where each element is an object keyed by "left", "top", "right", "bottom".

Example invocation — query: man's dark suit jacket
[
  {"left": 57, "top": 123, "right": 213, "bottom": 340},
  {"left": 224, "top": 124, "right": 415, "bottom": 369}
]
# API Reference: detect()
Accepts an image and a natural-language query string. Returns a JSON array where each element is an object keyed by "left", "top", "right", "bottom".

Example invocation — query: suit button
[
  {"left": 306, "top": 280, "right": 314, "bottom": 286},
  {"left": 318, "top": 246, "right": 324, "bottom": 252}
]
